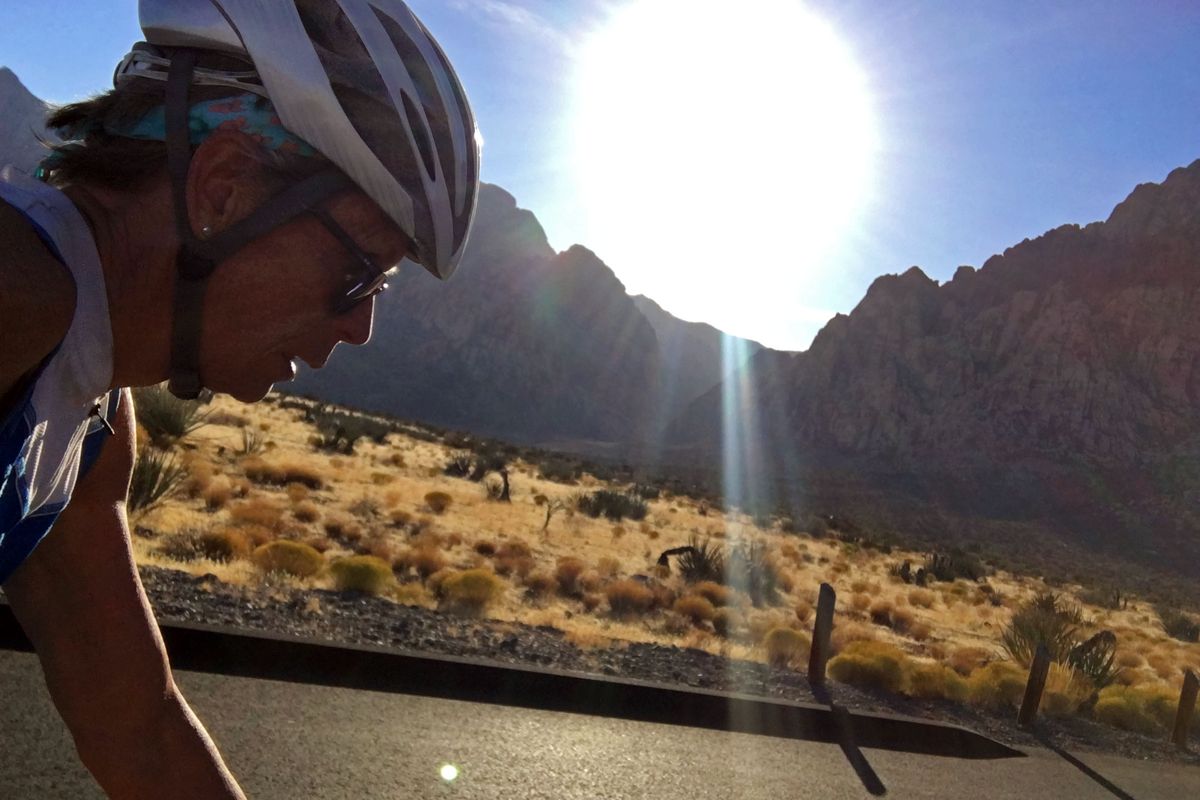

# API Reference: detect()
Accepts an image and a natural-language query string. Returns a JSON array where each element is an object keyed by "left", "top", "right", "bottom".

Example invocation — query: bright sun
[{"left": 572, "top": 0, "right": 878, "bottom": 347}]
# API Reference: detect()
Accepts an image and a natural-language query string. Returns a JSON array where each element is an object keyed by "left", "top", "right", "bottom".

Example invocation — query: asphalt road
[{"left": 2, "top": 649, "right": 1198, "bottom": 799}]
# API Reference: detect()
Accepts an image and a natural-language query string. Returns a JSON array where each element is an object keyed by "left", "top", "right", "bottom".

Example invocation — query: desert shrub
[
  {"left": 677, "top": 537, "right": 726, "bottom": 584},
  {"left": 923, "top": 550, "right": 987, "bottom": 583},
  {"left": 890, "top": 607, "right": 916, "bottom": 633},
  {"left": 908, "top": 588, "right": 935, "bottom": 608},
  {"left": 631, "top": 483, "right": 661, "bottom": 501},
  {"left": 236, "top": 524, "right": 275, "bottom": 548},
  {"left": 712, "top": 607, "right": 742, "bottom": 637},
  {"left": 1040, "top": 663, "right": 1092, "bottom": 717},
  {"left": 555, "top": 557, "right": 587, "bottom": 595},
  {"left": 596, "top": 556, "right": 622, "bottom": 578},
  {"left": 129, "top": 448, "right": 187, "bottom": 514},
  {"left": 904, "top": 662, "right": 969, "bottom": 702},
  {"left": 966, "top": 662, "right": 1026, "bottom": 710},
  {"left": 727, "top": 540, "right": 781, "bottom": 607},
  {"left": 132, "top": 384, "right": 208, "bottom": 448},
  {"left": 828, "top": 641, "right": 906, "bottom": 693},
  {"left": 830, "top": 621, "right": 877, "bottom": 655},
  {"left": 692, "top": 581, "right": 733, "bottom": 607},
  {"left": 606, "top": 579, "right": 656, "bottom": 617},
  {"left": 393, "top": 583, "right": 431, "bottom": 607},
  {"left": 538, "top": 458, "right": 581, "bottom": 484},
  {"left": 794, "top": 600, "right": 814, "bottom": 624},
  {"left": 1079, "top": 585, "right": 1129, "bottom": 610},
  {"left": 252, "top": 540, "right": 324, "bottom": 577},
  {"left": 581, "top": 593, "right": 603, "bottom": 612},
  {"left": 1093, "top": 685, "right": 1180, "bottom": 735},
  {"left": 310, "top": 408, "right": 390, "bottom": 454},
  {"left": 424, "top": 491, "right": 452, "bottom": 514},
  {"left": 236, "top": 428, "right": 264, "bottom": 456},
  {"left": 329, "top": 556, "right": 394, "bottom": 595},
  {"left": 1067, "top": 630, "right": 1119, "bottom": 689},
  {"left": 443, "top": 453, "right": 474, "bottom": 478},
  {"left": 807, "top": 515, "right": 828, "bottom": 538},
  {"left": 474, "top": 540, "right": 498, "bottom": 557},
  {"left": 949, "top": 645, "right": 995, "bottom": 676},
  {"left": 863, "top": 596, "right": 884, "bottom": 617},
  {"left": 575, "top": 489, "right": 648, "bottom": 522},
  {"left": 907, "top": 621, "right": 931, "bottom": 641},
  {"left": 293, "top": 501, "right": 321, "bottom": 524},
  {"left": 522, "top": 570, "right": 558, "bottom": 598},
  {"left": 764, "top": 627, "right": 811, "bottom": 667},
  {"left": 1157, "top": 606, "right": 1200, "bottom": 642},
  {"left": 403, "top": 547, "right": 448, "bottom": 579},
  {"left": 202, "top": 481, "right": 233, "bottom": 511},
  {"left": 1001, "top": 601, "right": 1080, "bottom": 667},
  {"left": 228, "top": 498, "right": 285, "bottom": 531},
  {"left": 241, "top": 459, "right": 324, "bottom": 490},
  {"left": 159, "top": 532, "right": 201, "bottom": 562},
  {"left": 287, "top": 482, "right": 311, "bottom": 503},
  {"left": 439, "top": 569, "right": 504, "bottom": 613},
  {"left": 674, "top": 595, "right": 717, "bottom": 624},
  {"left": 196, "top": 528, "right": 250, "bottom": 562}
]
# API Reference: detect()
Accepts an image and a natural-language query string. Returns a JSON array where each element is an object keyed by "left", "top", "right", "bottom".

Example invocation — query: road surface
[{"left": 1, "top": 649, "right": 1197, "bottom": 799}]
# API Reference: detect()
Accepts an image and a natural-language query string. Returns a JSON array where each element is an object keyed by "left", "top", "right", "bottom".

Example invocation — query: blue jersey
[{"left": 0, "top": 166, "right": 117, "bottom": 585}]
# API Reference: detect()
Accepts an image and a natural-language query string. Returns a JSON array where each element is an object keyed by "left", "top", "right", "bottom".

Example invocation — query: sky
[{"left": 3, "top": 1, "right": 1200, "bottom": 351}]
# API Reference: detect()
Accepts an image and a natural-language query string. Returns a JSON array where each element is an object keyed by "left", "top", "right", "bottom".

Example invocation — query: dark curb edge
[{"left": 0, "top": 604, "right": 1020, "bottom": 760}]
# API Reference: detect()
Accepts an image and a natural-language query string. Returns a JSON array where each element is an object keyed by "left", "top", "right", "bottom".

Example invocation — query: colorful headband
[{"left": 38, "top": 92, "right": 317, "bottom": 177}]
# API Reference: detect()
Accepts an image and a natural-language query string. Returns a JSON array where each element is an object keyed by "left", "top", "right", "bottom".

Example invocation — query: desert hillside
[{"left": 128, "top": 389, "right": 1200, "bottom": 746}]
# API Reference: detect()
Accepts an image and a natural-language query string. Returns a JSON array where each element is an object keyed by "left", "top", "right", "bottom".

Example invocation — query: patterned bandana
[
  {"left": 37, "top": 92, "right": 316, "bottom": 178},
  {"left": 110, "top": 92, "right": 317, "bottom": 155}
]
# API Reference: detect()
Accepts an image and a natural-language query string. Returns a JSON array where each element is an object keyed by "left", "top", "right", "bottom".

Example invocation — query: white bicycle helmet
[
  {"left": 108, "top": 0, "right": 481, "bottom": 397},
  {"left": 123, "top": 0, "right": 482, "bottom": 280}
]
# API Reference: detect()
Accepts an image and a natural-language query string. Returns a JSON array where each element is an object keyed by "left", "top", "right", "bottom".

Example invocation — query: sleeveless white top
[{"left": 0, "top": 166, "right": 116, "bottom": 583}]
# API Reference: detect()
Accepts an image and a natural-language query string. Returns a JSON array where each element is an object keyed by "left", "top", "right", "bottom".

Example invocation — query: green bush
[
  {"left": 924, "top": 550, "right": 987, "bottom": 582},
  {"left": 827, "top": 641, "right": 906, "bottom": 693},
  {"left": 329, "top": 556, "right": 394, "bottom": 595},
  {"left": 132, "top": 384, "right": 209, "bottom": 448},
  {"left": 576, "top": 489, "right": 648, "bottom": 522},
  {"left": 764, "top": 627, "right": 810, "bottom": 667},
  {"left": 251, "top": 540, "right": 324, "bottom": 577},
  {"left": 128, "top": 448, "right": 187, "bottom": 515},
  {"left": 1093, "top": 685, "right": 1179, "bottom": 735},
  {"left": 904, "top": 662, "right": 969, "bottom": 702},
  {"left": 440, "top": 569, "right": 504, "bottom": 613},
  {"left": 966, "top": 662, "right": 1026, "bottom": 710}
]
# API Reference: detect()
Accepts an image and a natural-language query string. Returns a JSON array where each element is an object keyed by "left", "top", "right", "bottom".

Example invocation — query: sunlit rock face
[
  {"left": 0, "top": 67, "right": 57, "bottom": 173},
  {"left": 670, "top": 160, "right": 1200, "bottom": 574}
]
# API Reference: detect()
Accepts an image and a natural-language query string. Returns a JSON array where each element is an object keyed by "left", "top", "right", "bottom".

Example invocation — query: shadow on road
[
  {"left": 812, "top": 684, "right": 887, "bottom": 797},
  {"left": 1033, "top": 731, "right": 1136, "bottom": 800}
]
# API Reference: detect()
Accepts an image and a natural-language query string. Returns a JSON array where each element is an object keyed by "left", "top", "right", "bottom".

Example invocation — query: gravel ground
[{"left": 139, "top": 565, "right": 1200, "bottom": 767}]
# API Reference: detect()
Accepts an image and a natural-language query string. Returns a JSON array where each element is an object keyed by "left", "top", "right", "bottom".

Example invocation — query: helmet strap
[{"left": 161, "top": 50, "right": 355, "bottom": 399}]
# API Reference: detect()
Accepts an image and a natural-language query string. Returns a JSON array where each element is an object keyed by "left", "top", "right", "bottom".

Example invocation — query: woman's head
[{"left": 38, "top": 0, "right": 480, "bottom": 400}]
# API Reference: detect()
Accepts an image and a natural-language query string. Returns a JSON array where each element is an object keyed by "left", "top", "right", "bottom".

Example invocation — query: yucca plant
[
  {"left": 132, "top": 384, "right": 208, "bottom": 448},
  {"left": 1067, "top": 630, "right": 1119, "bottom": 690},
  {"left": 128, "top": 448, "right": 187, "bottom": 515},
  {"left": 677, "top": 536, "right": 725, "bottom": 583},
  {"left": 1001, "top": 602, "right": 1080, "bottom": 667}
]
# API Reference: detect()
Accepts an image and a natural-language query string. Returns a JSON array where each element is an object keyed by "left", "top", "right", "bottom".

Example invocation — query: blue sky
[{"left": 3, "top": 1, "right": 1199, "bottom": 351}]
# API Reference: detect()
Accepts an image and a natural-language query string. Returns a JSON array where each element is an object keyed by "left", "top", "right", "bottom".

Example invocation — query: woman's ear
[{"left": 184, "top": 131, "right": 277, "bottom": 236}]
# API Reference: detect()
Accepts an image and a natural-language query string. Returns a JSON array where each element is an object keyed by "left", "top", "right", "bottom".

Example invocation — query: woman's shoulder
[{"left": 0, "top": 201, "right": 77, "bottom": 398}]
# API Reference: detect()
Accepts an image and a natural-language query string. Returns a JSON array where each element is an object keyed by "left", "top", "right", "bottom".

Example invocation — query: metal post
[
  {"left": 808, "top": 583, "right": 836, "bottom": 685},
  {"left": 1172, "top": 669, "right": 1199, "bottom": 750},
  {"left": 1017, "top": 645, "right": 1051, "bottom": 728}
]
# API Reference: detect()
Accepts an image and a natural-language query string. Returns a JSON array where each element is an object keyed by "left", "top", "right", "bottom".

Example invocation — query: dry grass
[
  {"left": 251, "top": 540, "right": 324, "bottom": 577},
  {"left": 131, "top": 393, "right": 1200, "bottom": 736}
]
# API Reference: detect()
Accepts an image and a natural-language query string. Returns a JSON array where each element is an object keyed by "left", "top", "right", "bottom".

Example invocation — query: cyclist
[{"left": 0, "top": 1, "right": 479, "bottom": 796}]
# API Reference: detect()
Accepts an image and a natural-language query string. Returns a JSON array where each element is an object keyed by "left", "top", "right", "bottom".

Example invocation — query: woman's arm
[{"left": 3, "top": 389, "right": 246, "bottom": 800}]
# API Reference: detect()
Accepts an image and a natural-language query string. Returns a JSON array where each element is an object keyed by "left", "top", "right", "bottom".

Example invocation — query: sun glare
[{"left": 572, "top": 0, "right": 878, "bottom": 347}]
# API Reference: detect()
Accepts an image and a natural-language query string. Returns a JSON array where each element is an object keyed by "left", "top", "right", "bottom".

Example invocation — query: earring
[{"left": 200, "top": 225, "right": 213, "bottom": 240}]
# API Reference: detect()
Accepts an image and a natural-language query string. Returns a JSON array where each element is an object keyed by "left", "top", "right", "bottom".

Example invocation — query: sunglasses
[{"left": 309, "top": 206, "right": 400, "bottom": 315}]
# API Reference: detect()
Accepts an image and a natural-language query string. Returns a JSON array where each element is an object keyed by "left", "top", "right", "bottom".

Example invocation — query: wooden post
[
  {"left": 1172, "top": 669, "right": 1199, "bottom": 750},
  {"left": 1017, "top": 645, "right": 1051, "bottom": 728},
  {"left": 808, "top": 583, "right": 836, "bottom": 685}
]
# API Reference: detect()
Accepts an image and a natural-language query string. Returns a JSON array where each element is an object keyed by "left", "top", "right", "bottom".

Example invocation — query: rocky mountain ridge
[{"left": 668, "top": 160, "right": 1200, "bottom": 577}]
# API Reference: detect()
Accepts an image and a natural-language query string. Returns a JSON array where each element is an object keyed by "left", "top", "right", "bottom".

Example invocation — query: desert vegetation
[{"left": 129, "top": 389, "right": 1200, "bottom": 744}]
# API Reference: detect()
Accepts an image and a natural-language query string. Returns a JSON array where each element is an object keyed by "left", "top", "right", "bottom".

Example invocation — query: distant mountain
[
  {"left": 0, "top": 68, "right": 55, "bottom": 172},
  {"left": 667, "top": 160, "right": 1200, "bottom": 579},
  {"left": 632, "top": 295, "right": 765, "bottom": 410}
]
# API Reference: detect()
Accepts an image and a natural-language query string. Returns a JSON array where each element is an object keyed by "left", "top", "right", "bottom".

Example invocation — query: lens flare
[{"left": 440, "top": 763, "right": 459, "bottom": 782}]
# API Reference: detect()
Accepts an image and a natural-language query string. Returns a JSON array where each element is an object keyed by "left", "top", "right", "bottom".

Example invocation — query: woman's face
[{"left": 197, "top": 189, "right": 411, "bottom": 402}]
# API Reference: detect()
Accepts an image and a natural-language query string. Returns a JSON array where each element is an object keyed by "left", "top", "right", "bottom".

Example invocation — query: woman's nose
[{"left": 335, "top": 294, "right": 376, "bottom": 346}]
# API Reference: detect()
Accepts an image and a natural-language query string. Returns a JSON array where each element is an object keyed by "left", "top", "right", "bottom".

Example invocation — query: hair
[{"left": 42, "top": 50, "right": 329, "bottom": 192}]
